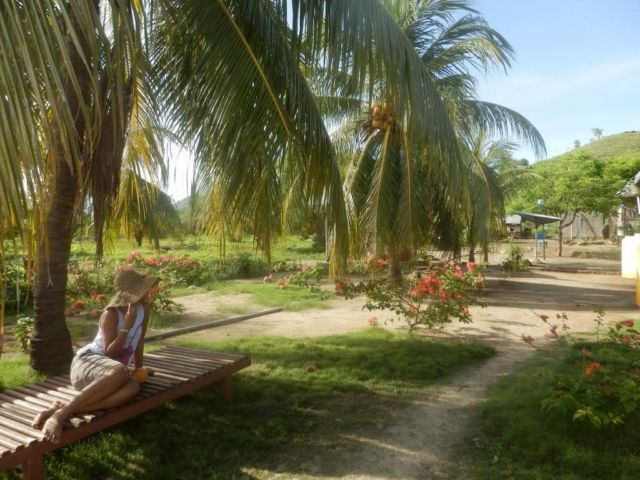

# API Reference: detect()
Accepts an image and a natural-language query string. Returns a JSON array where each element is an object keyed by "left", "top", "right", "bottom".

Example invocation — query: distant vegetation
[{"left": 508, "top": 131, "right": 640, "bottom": 254}]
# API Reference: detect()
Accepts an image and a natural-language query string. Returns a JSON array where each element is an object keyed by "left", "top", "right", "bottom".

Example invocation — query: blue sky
[
  {"left": 474, "top": 0, "right": 640, "bottom": 161},
  {"left": 167, "top": 0, "right": 640, "bottom": 200}
]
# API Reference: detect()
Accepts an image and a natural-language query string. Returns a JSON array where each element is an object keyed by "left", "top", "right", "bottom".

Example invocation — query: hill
[{"left": 560, "top": 130, "right": 640, "bottom": 164}]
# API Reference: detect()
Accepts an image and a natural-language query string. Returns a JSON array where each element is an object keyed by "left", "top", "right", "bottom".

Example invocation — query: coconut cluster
[{"left": 369, "top": 101, "right": 394, "bottom": 131}]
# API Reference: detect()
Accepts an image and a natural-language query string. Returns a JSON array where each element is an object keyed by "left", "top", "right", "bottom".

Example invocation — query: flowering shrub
[
  {"left": 523, "top": 309, "right": 640, "bottom": 428},
  {"left": 275, "top": 264, "right": 328, "bottom": 297},
  {"left": 126, "top": 252, "right": 207, "bottom": 286},
  {"left": 336, "top": 261, "right": 485, "bottom": 330}
]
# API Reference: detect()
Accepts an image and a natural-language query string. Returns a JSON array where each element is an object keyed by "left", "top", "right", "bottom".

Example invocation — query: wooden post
[
  {"left": 22, "top": 455, "right": 45, "bottom": 480},
  {"left": 218, "top": 376, "right": 233, "bottom": 401}
]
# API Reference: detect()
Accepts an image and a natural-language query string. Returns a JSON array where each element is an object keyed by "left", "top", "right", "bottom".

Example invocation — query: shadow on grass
[{"left": 1, "top": 329, "right": 493, "bottom": 480}]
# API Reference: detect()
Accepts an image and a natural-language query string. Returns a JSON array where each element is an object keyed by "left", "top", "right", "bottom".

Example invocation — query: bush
[
  {"left": 523, "top": 309, "right": 640, "bottom": 429},
  {"left": 13, "top": 315, "right": 33, "bottom": 354},
  {"left": 336, "top": 261, "right": 485, "bottom": 330},
  {"left": 502, "top": 244, "right": 529, "bottom": 274}
]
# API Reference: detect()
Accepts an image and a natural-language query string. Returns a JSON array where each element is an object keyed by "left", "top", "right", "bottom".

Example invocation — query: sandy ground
[{"left": 163, "top": 248, "right": 636, "bottom": 480}]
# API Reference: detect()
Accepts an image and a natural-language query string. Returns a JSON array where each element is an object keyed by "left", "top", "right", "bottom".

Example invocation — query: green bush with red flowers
[
  {"left": 335, "top": 260, "right": 485, "bottom": 330},
  {"left": 523, "top": 309, "right": 640, "bottom": 429}
]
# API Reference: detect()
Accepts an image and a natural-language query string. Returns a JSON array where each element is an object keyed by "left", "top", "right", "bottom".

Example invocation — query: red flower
[
  {"left": 621, "top": 319, "right": 635, "bottom": 328},
  {"left": 467, "top": 261, "right": 476, "bottom": 271},
  {"left": 584, "top": 362, "right": 601, "bottom": 375},
  {"left": 334, "top": 282, "right": 343, "bottom": 292},
  {"left": 550, "top": 325, "right": 558, "bottom": 335},
  {"left": 367, "top": 316, "right": 378, "bottom": 326},
  {"left": 71, "top": 300, "right": 85, "bottom": 313},
  {"left": 539, "top": 314, "right": 549, "bottom": 322}
]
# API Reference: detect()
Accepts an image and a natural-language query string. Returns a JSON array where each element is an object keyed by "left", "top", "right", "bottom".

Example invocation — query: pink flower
[
  {"left": 581, "top": 347, "right": 592, "bottom": 357},
  {"left": 467, "top": 262, "right": 476, "bottom": 271},
  {"left": 367, "top": 317, "right": 378, "bottom": 326}
]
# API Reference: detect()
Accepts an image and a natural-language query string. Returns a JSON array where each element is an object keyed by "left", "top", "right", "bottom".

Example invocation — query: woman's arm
[
  {"left": 134, "top": 303, "right": 151, "bottom": 370},
  {"left": 102, "top": 305, "right": 136, "bottom": 358}
]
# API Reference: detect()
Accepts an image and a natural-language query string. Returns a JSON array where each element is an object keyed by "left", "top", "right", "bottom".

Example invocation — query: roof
[
  {"left": 505, "top": 214, "right": 521, "bottom": 224},
  {"left": 617, "top": 170, "right": 640, "bottom": 198},
  {"left": 513, "top": 211, "right": 561, "bottom": 225}
]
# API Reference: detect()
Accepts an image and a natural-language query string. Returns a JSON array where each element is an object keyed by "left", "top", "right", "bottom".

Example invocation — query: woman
[{"left": 32, "top": 268, "right": 158, "bottom": 443}]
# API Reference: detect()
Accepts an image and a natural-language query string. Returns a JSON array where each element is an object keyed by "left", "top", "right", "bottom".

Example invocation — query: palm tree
[
  {"left": 2, "top": 0, "right": 471, "bottom": 373},
  {"left": 465, "top": 131, "right": 538, "bottom": 262},
  {"left": 327, "top": 0, "right": 545, "bottom": 278},
  {"left": 115, "top": 172, "right": 182, "bottom": 249}
]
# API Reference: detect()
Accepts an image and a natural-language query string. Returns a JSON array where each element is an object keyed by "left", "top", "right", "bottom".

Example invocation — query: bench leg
[
  {"left": 218, "top": 376, "right": 233, "bottom": 401},
  {"left": 22, "top": 455, "right": 45, "bottom": 480}
]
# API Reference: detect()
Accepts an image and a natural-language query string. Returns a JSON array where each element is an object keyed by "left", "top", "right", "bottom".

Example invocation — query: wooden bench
[{"left": 0, "top": 346, "right": 250, "bottom": 479}]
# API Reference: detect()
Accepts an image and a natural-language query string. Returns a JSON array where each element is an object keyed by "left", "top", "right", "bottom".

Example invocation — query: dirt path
[{"left": 171, "top": 266, "right": 636, "bottom": 479}]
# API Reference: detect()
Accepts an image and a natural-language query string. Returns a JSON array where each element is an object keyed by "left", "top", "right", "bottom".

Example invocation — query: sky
[
  {"left": 474, "top": 0, "right": 640, "bottom": 162},
  {"left": 166, "top": 0, "right": 640, "bottom": 200}
]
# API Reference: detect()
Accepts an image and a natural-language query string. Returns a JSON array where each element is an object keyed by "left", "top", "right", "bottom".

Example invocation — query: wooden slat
[
  {"left": 142, "top": 356, "right": 202, "bottom": 376},
  {"left": 164, "top": 346, "right": 244, "bottom": 362},
  {"left": 44, "top": 378, "right": 73, "bottom": 390},
  {"left": 38, "top": 380, "right": 78, "bottom": 397},
  {"left": 14, "top": 385, "right": 75, "bottom": 403},
  {"left": 145, "top": 353, "right": 223, "bottom": 372},
  {"left": 148, "top": 350, "right": 228, "bottom": 368},
  {"left": 0, "top": 394, "right": 44, "bottom": 413},
  {"left": 0, "top": 425, "right": 38, "bottom": 447},
  {"left": 0, "top": 414, "right": 43, "bottom": 440},
  {"left": 0, "top": 402, "right": 37, "bottom": 420},
  {"left": 0, "top": 434, "right": 23, "bottom": 451},
  {"left": 143, "top": 357, "right": 210, "bottom": 376}
]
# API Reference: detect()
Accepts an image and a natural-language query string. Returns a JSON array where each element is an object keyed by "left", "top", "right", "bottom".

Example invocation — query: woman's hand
[{"left": 124, "top": 303, "right": 136, "bottom": 329}]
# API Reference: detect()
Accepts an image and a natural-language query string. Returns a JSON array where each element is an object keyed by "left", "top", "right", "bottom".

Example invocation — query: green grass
[
  {"left": 0, "top": 329, "right": 494, "bottom": 480},
  {"left": 70, "top": 234, "right": 326, "bottom": 264},
  {"left": 207, "top": 280, "right": 333, "bottom": 311},
  {"left": 0, "top": 353, "right": 44, "bottom": 391},
  {"left": 472, "top": 343, "right": 640, "bottom": 480}
]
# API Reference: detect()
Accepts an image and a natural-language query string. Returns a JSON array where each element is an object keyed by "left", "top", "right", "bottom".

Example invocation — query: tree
[
  {"left": 115, "top": 172, "right": 182, "bottom": 249},
  {"left": 574, "top": 139, "right": 581, "bottom": 148},
  {"left": 3, "top": 0, "right": 483, "bottom": 373},
  {"left": 328, "top": 0, "right": 545, "bottom": 278},
  {"left": 591, "top": 128, "right": 604, "bottom": 141},
  {"left": 508, "top": 153, "right": 628, "bottom": 256},
  {"left": 465, "top": 132, "right": 538, "bottom": 262}
]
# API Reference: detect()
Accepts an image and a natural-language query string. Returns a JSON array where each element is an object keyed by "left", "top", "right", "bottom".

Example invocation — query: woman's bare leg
[
  {"left": 73, "top": 379, "right": 139, "bottom": 413},
  {"left": 39, "top": 365, "right": 131, "bottom": 443}
]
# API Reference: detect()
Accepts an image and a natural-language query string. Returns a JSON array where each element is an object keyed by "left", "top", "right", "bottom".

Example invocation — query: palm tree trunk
[
  {"left": 30, "top": 4, "right": 92, "bottom": 374},
  {"left": 388, "top": 245, "right": 402, "bottom": 283},
  {"left": 30, "top": 156, "right": 78, "bottom": 375}
]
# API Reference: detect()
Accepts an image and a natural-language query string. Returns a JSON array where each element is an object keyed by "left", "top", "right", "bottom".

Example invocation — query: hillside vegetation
[{"left": 573, "top": 131, "right": 640, "bottom": 163}]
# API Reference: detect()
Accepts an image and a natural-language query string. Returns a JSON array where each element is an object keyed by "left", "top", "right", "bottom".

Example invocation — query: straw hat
[{"left": 106, "top": 269, "right": 159, "bottom": 309}]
